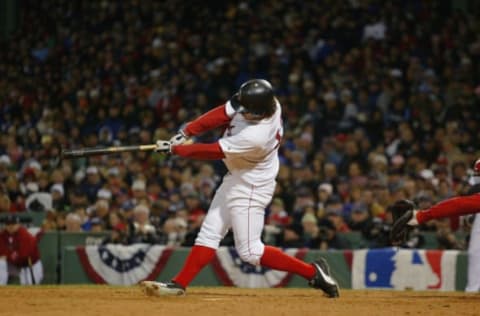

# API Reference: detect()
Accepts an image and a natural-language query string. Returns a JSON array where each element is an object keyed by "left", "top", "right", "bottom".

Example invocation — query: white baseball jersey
[
  {"left": 218, "top": 100, "right": 283, "bottom": 186},
  {"left": 195, "top": 99, "right": 283, "bottom": 264}
]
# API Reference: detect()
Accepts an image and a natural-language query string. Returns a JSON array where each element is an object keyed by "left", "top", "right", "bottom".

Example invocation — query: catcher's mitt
[{"left": 389, "top": 199, "right": 416, "bottom": 244}]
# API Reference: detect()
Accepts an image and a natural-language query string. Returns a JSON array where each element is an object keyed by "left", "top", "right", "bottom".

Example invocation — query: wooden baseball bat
[
  {"left": 61, "top": 144, "right": 157, "bottom": 159},
  {"left": 28, "top": 257, "right": 36, "bottom": 285}
]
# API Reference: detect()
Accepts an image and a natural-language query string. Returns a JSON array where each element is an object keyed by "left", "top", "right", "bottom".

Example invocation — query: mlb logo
[{"left": 352, "top": 248, "right": 459, "bottom": 291}]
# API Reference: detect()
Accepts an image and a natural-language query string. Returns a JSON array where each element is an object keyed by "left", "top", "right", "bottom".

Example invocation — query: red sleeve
[
  {"left": 417, "top": 194, "right": 480, "bottom": 224},
  {"left": 0, "top": 233, "right": 7, "bottom": 257},
  {"left": 172, "top": 142, "right": 225, "bottom": 160},
  {"left": 13, "top": 227, "right": 38, "bottom": 267},
  {"left": 184, "top": 104, "right": 231, "bottom": 136}
]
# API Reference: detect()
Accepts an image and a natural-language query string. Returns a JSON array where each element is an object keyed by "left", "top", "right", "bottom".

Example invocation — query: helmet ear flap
[{"left": 229, "top": 93, "right": 242, "bottom": 111}]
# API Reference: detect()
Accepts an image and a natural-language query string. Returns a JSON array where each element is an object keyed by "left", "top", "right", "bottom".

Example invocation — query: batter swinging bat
[{"left": 61, "top": 144, "right": 157, "bottom": 159}]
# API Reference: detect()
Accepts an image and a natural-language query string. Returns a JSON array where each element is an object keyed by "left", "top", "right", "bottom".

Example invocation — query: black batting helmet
[{"left": 230, "top": 79, "right": 276, "bottom": 117}]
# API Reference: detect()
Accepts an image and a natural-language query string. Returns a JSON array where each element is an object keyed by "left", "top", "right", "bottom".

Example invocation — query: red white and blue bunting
[
  {"left": 212, "top": 247, "right": 307, "bottom": 288},
  {"left": 77, "top": 244, "right": 172, "bottom": 285},
  {"left": 75, "top": 245, "right": 463, "bottom": 290}
]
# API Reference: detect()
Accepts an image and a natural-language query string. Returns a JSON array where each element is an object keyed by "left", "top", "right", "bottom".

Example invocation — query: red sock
[
  {"left": 260, "top": 246, "right": 315, "bottom": 280},
  {"left": 417, "top": 195, "right": 480, "bottom": 224},
  {"left": 172, "top": 245, "right": 216, "bottom": 288}
]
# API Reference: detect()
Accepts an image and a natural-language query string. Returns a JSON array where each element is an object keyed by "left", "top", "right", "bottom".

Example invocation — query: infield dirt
[{"left": 0, "top": 286, "right": 478, "bottom": 316}]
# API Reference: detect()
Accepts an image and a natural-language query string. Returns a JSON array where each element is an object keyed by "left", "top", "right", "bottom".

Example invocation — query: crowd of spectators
[{"left": 1, "top": 0, "right": 480, "bottom": 250}]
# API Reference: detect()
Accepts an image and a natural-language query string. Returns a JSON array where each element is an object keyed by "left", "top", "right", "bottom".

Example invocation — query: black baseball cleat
[
  {"left": 389, "top": 199, "right": 416, "bottom": 244},
  {"left": 390, "top": 209, "right": 414, "bottom": 245},
  {"left": 140, "top": 280, "right": 186, "bottom": 296},
  {"left": 308, "top": 258, "right": 340, "bottom": 298}
]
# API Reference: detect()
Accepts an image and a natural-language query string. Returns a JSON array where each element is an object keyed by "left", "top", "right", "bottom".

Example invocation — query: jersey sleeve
[
  {"left": 184, "top": 104, "right": 233, "bottom": 136},
  {"left": 224, "top": 100, "right": 236, "bottom": 117},
  {"left": 172, "top": 142, "right": 225, "bottom": 160},
  {"left": 14, "top": 228, "right": 37, "bottom": 267},
  {"left": 0, "top": 234, "right": 7, "bottom": 257}
]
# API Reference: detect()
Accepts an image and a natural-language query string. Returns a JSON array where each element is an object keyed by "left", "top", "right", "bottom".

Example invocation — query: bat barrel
[{"left": 61, "top": 144, "right": 157, "bottom": 159}]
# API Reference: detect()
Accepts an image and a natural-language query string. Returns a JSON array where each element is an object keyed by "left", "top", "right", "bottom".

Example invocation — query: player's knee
[
  {"left": 236, "top": 242, "right": 264, "bottom": 265},
  {"left": 195, "top": 230, "right": 223, "bottom": 249}
]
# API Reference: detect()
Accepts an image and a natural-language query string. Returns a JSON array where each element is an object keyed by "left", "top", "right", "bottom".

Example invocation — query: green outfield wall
[
  {"left": 60, "top": 246, "right": 468, "bottom": 290},
  {"left": 33, "top": 231, "right": 468, "bottom": 290}
]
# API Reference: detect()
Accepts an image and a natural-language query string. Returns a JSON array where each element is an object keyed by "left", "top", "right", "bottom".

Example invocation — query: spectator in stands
[
  {"left": 0, "top": 192, "right": 10, "bottom": 213},
  {"left": 87, "top": 200, "right": 110, "bottom": 229},
  {"left": 348, "top": 203, "right": 372, "bottom": 232},
  {"left": 183, "top": 192, "right": 206, "bottom": 224},
  {"left": 102, "top": 226, "right": 129, "bottom": 246},
  {"left": 301, "top": 213, "right": 319, "bottom": 247},
  {"left": 291, "top": 187, "right": 315, "bottom": 224},
  {"left": 65, "top": 213, "right": 83, "bottom": 232},
  {"left": 276, "top": 224, "right": 305, "bottom": 248},
  {"left": 107, "top": 211, "right": 127, "bottom": 232},
  {"left": 89, "top": 217, "right": 105, "bottom": 233},
  {"left": 104, "top": 167, "right": 127, "bottom": 197},
  {"left": 80, "top": 166, "right": 103, "bottom": 203},
  {"left": 123, "top": 179, "right": 149, "bottom": 219},
  {"left": 129, "top": 204, "right": 158, "bottom": 244},
  {"left": 316, "top": 183, "right": 333, "bottom": 217},
  {"left": 362, "top": 217, "right": 393, "bottom": 248},
  {"left": 40, "top": 211, "right": 58, "bottom": 231},
  {"left": 0, "top": 214, "right": 43, "bottom": 285},
  {"left": 311, "top": 218, "right": 350, "bottom": 250},
  {"left": 198, "top": 178, "right": 217, "bottom": 206},
  {"left": 25, "top": 182, "right": 51, "bottom": 213},
  {"left": 69, "top": 189, "right": 89, "bottom": 210},
  {"left": 160, "top": 217, "right": 188, "bottom": 246},
  {"left": 4, "top": 175, "right": 25, "bottom": 212},
  {"left": 436, "top": 226, "right": 465, "bottom": 250},
  {"left": 55, "top": 213, "right": 67, "bottom": 231},
  {"left": 50, "top": 184, "right": 66, "bottom": 212},
  {"left": 0, "top": 0, "right": 478, "bottom": 252},
  {"left": 96, "top": 188, "right": 113, "bottom": 203},
  {"left": 182, "top": 212, "right": 206, "bottom": 247},
  {"left": 266, "top": 198, "right": 290, "bottom": 227}
]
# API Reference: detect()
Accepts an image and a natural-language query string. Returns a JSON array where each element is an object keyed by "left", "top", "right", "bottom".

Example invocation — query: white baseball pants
[
  {"left": 0, "top": 257, "right": 43, "bottom": 285},
  {"left": 466, "top": 214, "right": 480, "bottom": 292},
  {"left": 195, "top": 174, "right": 275, "bottom": 265}
]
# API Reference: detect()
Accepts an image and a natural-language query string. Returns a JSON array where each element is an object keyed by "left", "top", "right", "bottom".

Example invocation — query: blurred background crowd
[{"left": 1, "top": 0, "right": 480, "bottom": 251}]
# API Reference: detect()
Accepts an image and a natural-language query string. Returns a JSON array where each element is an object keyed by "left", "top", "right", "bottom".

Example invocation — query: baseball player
[
  {"left": 141, "top": 79, "right": 339, "bottom": 297},
  {"left": 0, "top": 214, "right": 43, "bottom": 285},
  {"left": 390, "top": 158, "right": 480, "bottom": 292}
]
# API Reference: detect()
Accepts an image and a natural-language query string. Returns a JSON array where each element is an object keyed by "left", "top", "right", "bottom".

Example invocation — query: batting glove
[
  {"left": 169, "top": 129, "right": 189, "bottom": 146},
  {"left": 155, "top": 140, "right": 172, "bottom": 153}
]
